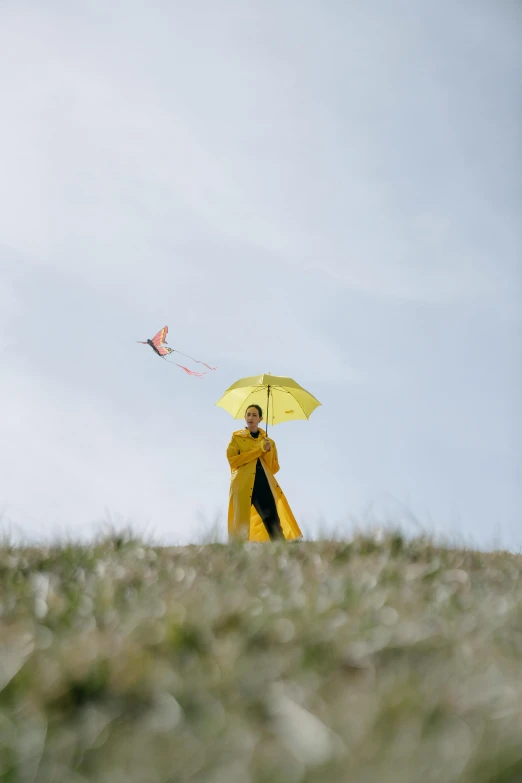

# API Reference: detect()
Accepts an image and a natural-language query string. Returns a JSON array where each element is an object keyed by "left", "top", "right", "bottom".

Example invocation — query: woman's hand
[{"left": 262, "top": 439, "right": 271, "bottom": 452}]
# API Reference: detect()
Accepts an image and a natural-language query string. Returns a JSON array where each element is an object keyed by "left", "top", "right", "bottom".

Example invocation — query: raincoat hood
[{"left": 234, "top": 427, "right": 267, "bottom": 439}]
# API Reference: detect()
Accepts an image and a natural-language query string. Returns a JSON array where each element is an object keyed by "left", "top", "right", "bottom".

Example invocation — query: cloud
[{"left": 2, "top": 1, "right": 519, "bottom": 312}]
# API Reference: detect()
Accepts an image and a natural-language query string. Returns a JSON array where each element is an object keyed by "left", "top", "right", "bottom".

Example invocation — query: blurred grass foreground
[{"left": 0, "top": 531, "right": 521, "bottom": 783}]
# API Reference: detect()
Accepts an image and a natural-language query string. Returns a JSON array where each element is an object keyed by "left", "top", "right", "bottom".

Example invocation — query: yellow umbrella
[{"left": 215, "top": 373, "right": 321, "bottom": 434}]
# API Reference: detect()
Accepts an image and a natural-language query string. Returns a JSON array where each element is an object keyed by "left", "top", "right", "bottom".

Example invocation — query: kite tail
[
  {"left": 161, "top": 358, "right": 206, "bottom": 377},
  {"left": 176, "top": 364, "right": 206, "bottom": 377},
  {"left": 171, "top": 349, "right": 217, "bottom": 371}
]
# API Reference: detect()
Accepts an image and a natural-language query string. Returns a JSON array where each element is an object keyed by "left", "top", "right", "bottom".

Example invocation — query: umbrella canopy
[{"left": 215, "top": 373, "right": 321, "bottom": 430}]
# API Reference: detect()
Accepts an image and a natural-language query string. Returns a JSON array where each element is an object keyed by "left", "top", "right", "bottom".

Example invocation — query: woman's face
[{"left": 245, "top": 407, "right": 262, "bottom": 431}]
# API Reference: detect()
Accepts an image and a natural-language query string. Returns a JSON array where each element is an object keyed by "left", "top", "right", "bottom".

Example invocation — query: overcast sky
[{"left": 1, "top": 0, "right": 520, "bottom": 549}]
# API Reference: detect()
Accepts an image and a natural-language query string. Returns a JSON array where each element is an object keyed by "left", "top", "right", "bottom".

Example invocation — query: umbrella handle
[{"left": 266, "top": 385, "right": 270, "bottom": 437}]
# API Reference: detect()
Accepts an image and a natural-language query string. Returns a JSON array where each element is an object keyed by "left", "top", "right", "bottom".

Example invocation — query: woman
[{"left": 226, "top": 404, "right": 303, "bottom": 542}]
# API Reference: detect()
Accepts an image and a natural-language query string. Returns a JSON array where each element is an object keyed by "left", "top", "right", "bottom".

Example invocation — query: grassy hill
[{"left": 1, "top": 532, "right": 521, "bottom": 783}]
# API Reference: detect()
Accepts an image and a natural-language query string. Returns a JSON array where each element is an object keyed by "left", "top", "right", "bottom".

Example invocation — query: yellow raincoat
[{"left": 227, "top": 427, "right": 303, "bottom": 542}]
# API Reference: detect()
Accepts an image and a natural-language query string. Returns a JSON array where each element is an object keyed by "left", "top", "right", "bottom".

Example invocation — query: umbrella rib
[
  {"left": 233, "top": 386, "right": 267, "bottom": 419},
  {"left": 270, "top": 386, "right": 311, "bottom": 422},
  {"left": 234, "top": 396, "right": 246, "bottom": 419},
  {"left": 287, "top": 393, "right": 310, "bottom": 421}
]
